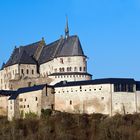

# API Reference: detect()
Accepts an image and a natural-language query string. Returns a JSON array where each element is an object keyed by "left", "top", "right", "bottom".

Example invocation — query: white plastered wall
[
  {"left": 40, "top": 56, "right": 87, "bottom": 76},
  {"left": 0, "top": 64, "right": 19, "bottom": 90},
  {"left": 18, "top": 90, "right": 42, "bottom": 118},
  {"left": 55, "top": 83, "right": 139, "bottom": 116},
  {"left": 19, "top": 64, "right": 38, "bottom": 78},
  {"left": 55, "top": 84, "right": 111, "bottom": 114}
]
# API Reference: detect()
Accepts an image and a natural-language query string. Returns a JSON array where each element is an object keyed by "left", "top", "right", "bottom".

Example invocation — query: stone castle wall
[{"left": 55, "top": 84, "right": 140, "bottom": 116}]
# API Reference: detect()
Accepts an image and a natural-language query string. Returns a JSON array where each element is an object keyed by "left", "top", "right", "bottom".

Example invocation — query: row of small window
[
  {"left": 57, "top": 88, "right": 102, "bottom": 93},
  {"left": 20, "top": 105, "right": 30, "bottom": 108},
  {"left": 21, "top": 69, "right": 35, "bottom": 75},
  {"left": 54, "top": 67, "right": 86, "bottom": 73},
  {"left": 114, "top": 84, "right": 134, "bottom": 92},
  {"left": 55, "top": 75, "right": 88, "bottom": 78},
  {"left": 19, "top": 97, "right": 38, "bottom": 102}
]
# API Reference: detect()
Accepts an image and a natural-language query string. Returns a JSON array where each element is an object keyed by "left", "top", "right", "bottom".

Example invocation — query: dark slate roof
[
  {"left": 0, "top": 90, "right": 16, "bottom": 96},
  {"left": 17, "top": 50, "right": 37, "bottom": 65},
  {"left": 4, "top": 41, "right": 42, "bottom": 67},
  {"left": 54, "top": 78, "right": 136, "bottom": 87},
  {"left": 4, "top": 35, "right": 85, "bottom": 67},
  {"left": 9, "top": 93, "right": 19, "bottom": 100},
  {"left": 0, "top": 84, "right": 47, "bottom": 100},
  {"left": 17, "top": 84, "right": 46, "bottom": 94},
  {"left": 48, "top": 72, "right": 92, "bottom": 76},
  {"left": 9, "top": 84, "right": 46, "bottom": 100},
  {"left": 38, "top": 35, "right": 85, "bottom": 64}
]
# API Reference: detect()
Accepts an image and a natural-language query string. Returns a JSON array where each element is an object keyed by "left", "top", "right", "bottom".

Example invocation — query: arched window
[
  {"left": 27, "top": 69, "right": 29, "bottom": 74},
  {"left": 83, "top": 67, "right": 86, "bottom": 71},
  {"left": 67, "top": 67, "right": 69, "bottom": 72},
  {"left": 62, "top": 68, "right": 65, "bottom": 72},
  {"left": 32, "top": 70, "right": 34, "bottom": 74},
  {"left": 83, "top": 58, "right": 86, "bottom": 62},
  {"left": 74, "top": 67, "right": 77, "bottom": 72},
  {"left": 79, "top": 67, "right": 82, "bottom": 71},
  {"left": 70, "top": 100, "right": 72, "bottom": 105}
]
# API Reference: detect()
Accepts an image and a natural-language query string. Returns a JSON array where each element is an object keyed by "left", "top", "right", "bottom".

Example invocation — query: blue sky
[{"left": 0, "top": 0, "right": 140, "bottom": 80}]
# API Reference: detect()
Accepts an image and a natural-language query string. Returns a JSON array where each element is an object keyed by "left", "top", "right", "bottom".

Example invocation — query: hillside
[{"left": 0, "top": 111, "right": 140, "bottom": 140}]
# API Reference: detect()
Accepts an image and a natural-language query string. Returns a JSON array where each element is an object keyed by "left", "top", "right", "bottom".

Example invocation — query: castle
[{"left": 0, "top": 20, "right": 140, "bottom": 120}]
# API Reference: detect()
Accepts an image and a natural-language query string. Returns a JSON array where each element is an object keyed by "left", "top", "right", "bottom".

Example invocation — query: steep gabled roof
[
  {"left": 17, "top": 50, "right": 37, "bottom": 65},
  {"left": 38, "top": 39, "right": 60, "bottom": 64},
  {"left": 4, "top": 41, "right": 42, "bottom": 67},
  {"left": 56, "top": 35, "right": 84, "bottom": 57},
  {"left": 38, "top": 35, "right": 85, "bottom": 64},
  {"left": 4, "top": 35, "right": 85, "bottom": 67}
]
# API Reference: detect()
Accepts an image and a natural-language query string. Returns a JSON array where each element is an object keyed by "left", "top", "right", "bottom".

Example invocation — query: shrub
[
  {"left": 25, "top": 112, "right": 38, "bottom": 119},
  {"left": 41, "top": 109, "right": 52, "bottom": 118}
]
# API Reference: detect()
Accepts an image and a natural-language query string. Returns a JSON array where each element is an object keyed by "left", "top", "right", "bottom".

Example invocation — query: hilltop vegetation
[{"left": 0, "top": 110, "right": 140, "bottom": 140}]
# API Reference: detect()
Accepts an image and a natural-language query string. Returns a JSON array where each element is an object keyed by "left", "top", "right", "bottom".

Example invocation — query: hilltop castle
[
  {"left": 0, "top": 19, "right": 91, "bottom": 90},
  {"left": 0, "top": 20, "right": 140, "bottom": 120}
]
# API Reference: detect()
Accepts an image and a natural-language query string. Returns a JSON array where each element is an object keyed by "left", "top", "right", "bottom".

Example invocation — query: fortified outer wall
[
  {"left": 18, "top": 90, "right": 43, "bottom": 117},
  {"left": 41, "top": 86, "right": 55, "bottom": 110},
  {"left": 55, "top": 84, "right": 111, "bottom": 114},
  {"left": 55, "top": 83, "right": 139, "bottom": 116},
  {"left": 136, "top": 91, "right": 140, "bottom": 112},
  {"left": 0, "top": 96, "right": 8, "bottom": 116},
  {"left": 8, "top": 99, "right": 16, "bottom": 121},
  {"left": 7, "top": 86, "right": 55, "bottom": 120},
  {"left": 112, "top": 92, "right": 136, "bottom": 115}
]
